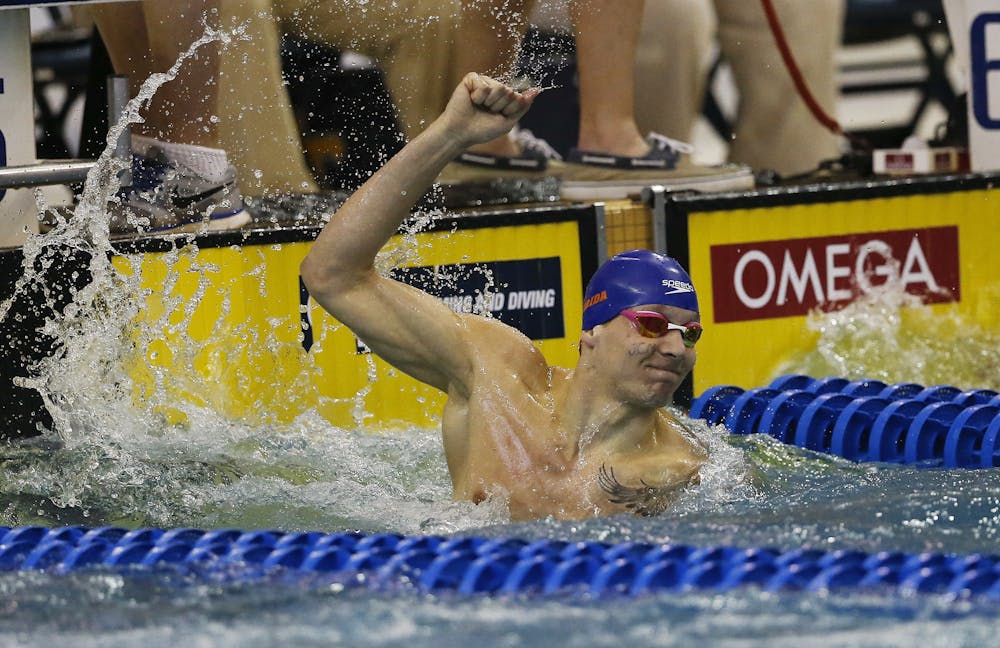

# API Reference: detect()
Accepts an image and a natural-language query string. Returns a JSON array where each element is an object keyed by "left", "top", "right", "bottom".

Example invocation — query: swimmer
[{"left": 300, "top": 73, "right": 707, "bottom": 520}]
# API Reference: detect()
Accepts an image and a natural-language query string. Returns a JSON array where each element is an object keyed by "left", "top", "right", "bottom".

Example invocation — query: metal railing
[{"left": 0, "top": 75, "right": 130, "bottom": 190}]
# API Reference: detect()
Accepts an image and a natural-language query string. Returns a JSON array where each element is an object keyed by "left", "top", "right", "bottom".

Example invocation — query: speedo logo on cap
[{"left": 662, "top": 279, "right": 695, "bottom": 295}]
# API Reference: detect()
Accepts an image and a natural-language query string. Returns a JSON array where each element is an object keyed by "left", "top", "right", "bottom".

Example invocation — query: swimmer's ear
[{"left": 579, "top": 328, "right": 597, "bottom": 351}]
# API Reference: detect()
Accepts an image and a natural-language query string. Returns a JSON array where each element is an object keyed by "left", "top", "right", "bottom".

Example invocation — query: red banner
[{"left": 710, "top": 226, "right": 960, "bottom": 323}]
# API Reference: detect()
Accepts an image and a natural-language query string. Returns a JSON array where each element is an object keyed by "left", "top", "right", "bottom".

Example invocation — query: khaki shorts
[{"left": 274, "top": 0, "right": 464, "bottom": 139}]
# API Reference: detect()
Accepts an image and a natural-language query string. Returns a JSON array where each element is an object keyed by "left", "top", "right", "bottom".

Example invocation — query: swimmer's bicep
[{"left": 323, "top": 274, "right": 476, "bottom": 392}]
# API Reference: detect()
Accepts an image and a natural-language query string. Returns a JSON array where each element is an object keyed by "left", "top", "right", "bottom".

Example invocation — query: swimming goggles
[{"left": 619, "top": 309, "right": 702, "bottom": 347}]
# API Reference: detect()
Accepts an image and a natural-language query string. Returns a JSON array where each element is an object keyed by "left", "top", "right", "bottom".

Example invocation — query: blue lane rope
[
  {"left": 3, "top": 525, "right": 1000, "bottom": 599},
  {"left": 690, "top": 375, "right": 1000, "bottom": 468}
]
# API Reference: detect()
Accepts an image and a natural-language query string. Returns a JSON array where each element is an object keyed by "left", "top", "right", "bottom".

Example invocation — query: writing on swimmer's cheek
[{"left": 627, "top": 343, "right": 654, "bottom": 357}]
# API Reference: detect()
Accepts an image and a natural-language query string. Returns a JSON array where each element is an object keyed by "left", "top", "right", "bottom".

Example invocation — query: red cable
[{"left": 760, "top": 0, "right": 870, "bottom": 150}]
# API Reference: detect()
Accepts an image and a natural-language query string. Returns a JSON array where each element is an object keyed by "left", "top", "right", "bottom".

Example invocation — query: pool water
[
  {"left": 2, "top": 385, "right": 1000, "bottom": 646},
  {"left": 0, "top": 446, "right": 999, "bottom": 648}
]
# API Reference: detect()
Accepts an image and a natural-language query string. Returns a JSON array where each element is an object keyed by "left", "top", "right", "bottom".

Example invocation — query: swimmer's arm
[{"left": 301, "top": 74, "right": 538, "bottom": 393}]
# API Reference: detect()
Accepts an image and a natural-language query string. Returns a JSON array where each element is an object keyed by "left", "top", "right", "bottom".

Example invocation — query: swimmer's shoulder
[{"left": 460, "top": 313, "right": 552, "bottom": 377}]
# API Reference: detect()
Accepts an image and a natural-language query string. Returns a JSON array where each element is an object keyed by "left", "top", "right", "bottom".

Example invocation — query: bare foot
[{"left": 577, "top": 119, "right": 650, "bottom": 157}]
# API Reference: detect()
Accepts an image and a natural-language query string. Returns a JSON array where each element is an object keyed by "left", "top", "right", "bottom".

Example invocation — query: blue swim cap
[{"left": 582, "top": 249, "right": 699, "bottom": 330}]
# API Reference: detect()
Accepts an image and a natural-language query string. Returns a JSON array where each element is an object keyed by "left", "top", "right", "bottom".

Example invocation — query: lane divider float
[
  {"left": 1, "top": 525, "right": 999, "bottom": 599},
  {"left": 691, "top": 375, "right": 1000, "bottom": 467}
]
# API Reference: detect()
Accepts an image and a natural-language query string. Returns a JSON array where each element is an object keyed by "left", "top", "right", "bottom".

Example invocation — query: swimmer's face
[{"left": 589, "top": 304, "right": 698, "bottom": 408}]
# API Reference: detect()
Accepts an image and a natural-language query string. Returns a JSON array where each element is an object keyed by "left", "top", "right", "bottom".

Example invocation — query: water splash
[
  {"left": 17, "top": 20, "right": 250, "bottom": 444},
  {"left": 672, "top": 411, "right": 758, "bottom": 513},
  {"left": 0, "top": 407, "right": 506, "bottom": 533},
  {"left": 776, "top": 283, "right": 999, "bottom": 391},
  {"left": 0, "top": 13, "right": 531, "bottom": 532}
]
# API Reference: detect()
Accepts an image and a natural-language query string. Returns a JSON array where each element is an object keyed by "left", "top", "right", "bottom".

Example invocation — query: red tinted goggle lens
[{"left": 621, "top": 310, "right": 702, "bottom": 347}]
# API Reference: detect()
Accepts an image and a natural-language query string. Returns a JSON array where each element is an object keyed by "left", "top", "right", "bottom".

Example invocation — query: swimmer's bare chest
[
  {"left": 440, "top": 381, "right": 574, "bottom": 513},
  {"left": 439, "top": 379, "right": 705, "bottom": 520}
]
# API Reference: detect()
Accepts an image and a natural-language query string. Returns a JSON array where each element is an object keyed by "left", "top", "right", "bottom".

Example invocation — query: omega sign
[{"left": 710, "top": 226, "right": 960, "bottom": 323}]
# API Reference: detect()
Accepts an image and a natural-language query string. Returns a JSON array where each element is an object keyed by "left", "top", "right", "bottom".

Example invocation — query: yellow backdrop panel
[
  {"left": 116, "top": 219, "right": 585, "bottom": 430},
  {"left": 687, "top": 189, "right": 998, "bottom": 394}
]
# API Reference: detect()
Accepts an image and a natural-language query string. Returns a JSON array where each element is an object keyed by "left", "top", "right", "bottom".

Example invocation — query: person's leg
[
  {"left": 87, "top": 2, "right": 154, "bottom": 87},
  {"left": 633, "top": 0, "right": 714, "bottom": 141},
  {"left": 380, "top": 0, "right": 468, "bottom": 141},
  {"left": 569, "top": 0, "right": 647, "bottom": 157},
  {"left": 88, "top": 2, "right": 156, "bottom": 138},
  {"left": 277, "top": 0, "right": 535, "bottom": 161},
  {"left": 454, "top": 0, "right": 535, "bottom": 157},
  {"left": 452, "top": 0, "right": 534, "bottom": 84},
  {"left": 92, "top": 0, "right": 221, "bottom": 147},
  {"left": 91, "top": 0, "right": 240, "bottom": 219},
  {"left": 276, "top": 0, "right": 460, "bottom": 143},
  {"left": 95, "top": 0, "right": 317, "bottom": 195},
  {"left": 140, "top": 0, "right": 221, "bottom": 146},
  {"left": 715, "top": 0, "right": 844, "bottom": 175},
  {"left": 214, "top": 0, "right": 318, "bottom": 195},
  {"left": 558, "top": 0, "right": 755, "bottom": 200},
  {"left": 365, "top": 0, "right": 536, "bottom": 155}
]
